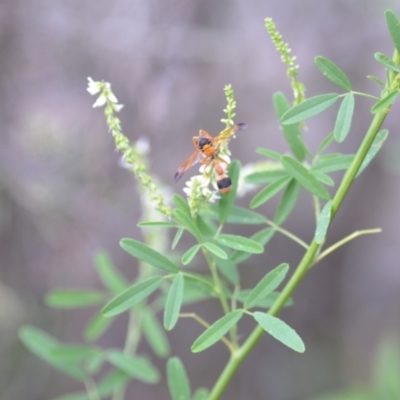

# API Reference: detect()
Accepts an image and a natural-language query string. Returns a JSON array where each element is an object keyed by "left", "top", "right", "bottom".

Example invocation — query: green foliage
[
  {"left": 164, "top": 273, "right": 185, "bottom": 330},
  {"left": 281, "top": 93, "right": 340, "bottom": 124},
  {"left": 106, "top": 351, "right": 160, "bottom": 383},
  {"left": 273, "top": 92, "right": 307, "bottom": 160},
  {"left": 334, "top": 93, "right": 354, "bottom": 142},
  {"left": 315, "top": 56, "right": 352, "bottom": 90},
  {"left": 102, "top": 276, "right": 164, "bottom": 317},
  {"left": 253, "top": 313, "right": 305, "bottom": 352},
  {"left": 19, "top": 9, "right": 400, "bottom": 400},
  {"left": 244, "top": 263, "right": 289, "bottom": 309},
  {"left": 167, "top": 357, "right": 192, "bottom": 400},
  {"left": 191, "top": 310, "right": 244, "bottom": 353},
  {"left": 314, "top": 201, "right": 332, "bottom": 244}
]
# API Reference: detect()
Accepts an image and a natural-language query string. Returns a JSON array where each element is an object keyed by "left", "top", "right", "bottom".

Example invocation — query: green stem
[
  {"left": 208, "top": 100, "right": 392, "bottom": 400},
  {"left": 112, "top": 309, "right": 142, "bottom": 400},
  {"left": 85, "top": 377, "right": 101, "bottom": 400},
  {"left": 351, "top": 91, "right": 380, "bottom": 100},
  {"left": 313, "top": 228, "right": 382, "bottom": 265},
  {"left": 202, "top": 248, "right": 238, "bottom": 347},
  {"left": 265, "top": 218, "right": 309, "bottom": 249}
]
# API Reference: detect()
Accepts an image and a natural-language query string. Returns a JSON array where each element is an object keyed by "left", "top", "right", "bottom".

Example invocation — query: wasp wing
[
  {"left": 216, "top": 122, "right": 247, "bottom": 146},
  {"left": 174, "top": 150, "right": 203, "bottom": 182}
]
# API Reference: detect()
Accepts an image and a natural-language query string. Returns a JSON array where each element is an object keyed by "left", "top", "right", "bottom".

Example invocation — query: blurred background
[{"left": 1, "top": 1, "right": 400, "bottom": 399}]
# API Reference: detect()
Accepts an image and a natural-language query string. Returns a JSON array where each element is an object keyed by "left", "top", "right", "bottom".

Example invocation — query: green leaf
[
  {"left": 102, "top": 276, "right": 163, "bottom": 317},
  {"left": 45, "top": 290, "right": 105, "bottom": 309},
  {"left": 192, "top": 388, "right": 210, "bottom": 400},
  {"left": 256, "top": 148, "right": 282, "bottom": 160},
  {"left": 195, "top": 215, "right": 215, "bottom": 238},
  {"left": 312, "top": 154, "right": 354, "bottom": 173},
  {"left": 93, "top": 251, "right": 128, "bottom": 294},
  {"left": 281, "top": 93, "right": 340, "bottom": 125},
  {"left": 367, "top": 75, "right": 385, "bottom": 87},
  {"left": 182, "top": 244, "right": 201, "bottom": 265},
  {"left": 173, "top": 194, "right": 191, "bottom": 217},
  {"left": 107, "top": 351, "right": 160, "bottom": 383},
  {"left": 97, "top": 370, "right": 130, "bottom": 397},
  {"left": 244, "top": 263, "right": 289, "bottom": 309},
  {"left": 84, "top": 352, "right": 104, "bottom": 375},
  {"left": 311, "top": 171, "right": 335, "bottom": 187},
  {"left": 50, "top": 345, "right": 100, "bottom": 362},
  {"left": 216, "top": 234, "right": 263, "bottom": 254},
  {"left": 191, "top": 310, "right": 243, "bottom": 353},
  {"left": 315, "top": 201, "right": 332, "bottom": 244},
  {"left": 374, "top": 52, "right": 400, "bottom": 73},
  {"left": 236, "top": 290, "right": 293, "bottom": 309},
  {"left": 138, "top": 221, "right": 177, "bottom": 228},
  {"left": 18, "top": 326, "right": 85, "bottom": 381},
  {"left": 250, "top": 176, "right": 291, "bottom": 209},
  {"left": 371, "top": 90, "right": 399, "bottom": 113},
  {"left": 273, "top": 92, "right": 306, "bottom": 161},
  {"left": 142, "top": 309, "right": 170, "bottom": 358},
  {"left": 218, "top": 160, "right": 240, "bottom": 224},
  {"left": 357, "top": 129, "right": 389, "bottom": 177},
  {"left": 281, "top": 155, "right": 330, "bottom": 200},
  {"left": 182, "top": 274, "right": 217, "bottom": 299},
  {"left": 84, "top": 312, "right": 114, "bottom": 342},
  {"left": 385, "top": 10, "right": 400, "bottom": 54},
  {"left": 230, "top": 228, "right": 274, "bottom": 264},
  {"left": 203, "top": 242, "right": 228, "bottom": 259},
  {"left": 245, "top": 169, "right": 288, "bottom": 185},
  {"left": 274, "top": 179, "right": 301, "bottom": 225},
  {"left": 334, "top": 93, "right": 354, "bottom": 142},
  {"left": 315, "top": 56, "right": 352, "bottom": 90},
  {"left": 216, "top": 259, "right": 239, "bottom": 285},
  {"left": 173, "top": 209, "right": 203, "bottom": 242},
  {"left": 120, "top": 238, "right": 179, "bottom": 273},
  {"left": 317, "top": 132, "right": 335, "bottom": 154},
  {"left": 220, "top": 205, "right": 267, "bottom": 224},
  {"left": 164, "top": 274, "right": 184, "bottom": 331},
  {"left": 172, "top": 227, "right": 184, "bottom": 250},
  {"left": 167, "top": 357, "right": 191, "bottom": 400},
  {"left": 253, "top": 312, "right": 305, "bottom": 352}
]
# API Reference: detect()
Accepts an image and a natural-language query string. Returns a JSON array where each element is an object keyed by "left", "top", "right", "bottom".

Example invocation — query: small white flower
[
  {"left": 114, "top": 103, "right": 124, "bottom": 112},
  {"left": 92, "top": 94, "right": 107, "bottom": 108},
  {"left": 208, "top": 190, "right": 221, "bottom": 203},
  {"left": 135, "top": 137, "right": 150, "bottom": 155},
  {"left": 107, "top": 91, "right": 119, "bottom": 103},
  {"left": 87, "top": 77, "right": 101, "bottom": 95}
]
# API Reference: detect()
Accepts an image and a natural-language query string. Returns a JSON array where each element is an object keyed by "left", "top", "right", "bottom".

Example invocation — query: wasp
[{"left": 174, "top": 123, "right": 247, "bottom": 194}]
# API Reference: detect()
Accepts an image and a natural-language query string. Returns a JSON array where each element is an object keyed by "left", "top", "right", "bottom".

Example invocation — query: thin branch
[
  {"left": 313, "top": 228, "right": 382, "bottom": 266},
  {"left": 265, "top": 218, "right": 309, "bottom": 249},
  {"left": 351, "top": 91, "right": 381, "bottom": 100}
]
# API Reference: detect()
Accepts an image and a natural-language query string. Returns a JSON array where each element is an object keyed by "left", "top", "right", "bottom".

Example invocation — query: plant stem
[
  {"left": 265, "top": 218, "right": 309, "bottom": 249},
  {"left": 85, "top": 377, "right": 101, "bottom": 400},
  {"left": 202, "top": 248, "right": 238, "bottom": 347},
  {"left": 112, "top": 309, "right": 142, "bottom": 400},
  {"left": 351, "top": 91, "right": 381, "bottom": 100},
  {"left": 313, "top": 228, "right": 382, "bottom": 265},
  {"left": 208, "top": 106, "right": 392, "bottom": 400}
]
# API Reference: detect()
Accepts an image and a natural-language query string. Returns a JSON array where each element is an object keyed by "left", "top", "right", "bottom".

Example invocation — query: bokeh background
[{"left": 1, "top": 1, "right": 400, "bottom": 399}]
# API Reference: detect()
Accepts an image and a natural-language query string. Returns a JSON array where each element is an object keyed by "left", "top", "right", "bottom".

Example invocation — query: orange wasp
[{"left": 174, "top": 122, "right": 247, "bottom": 194}]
